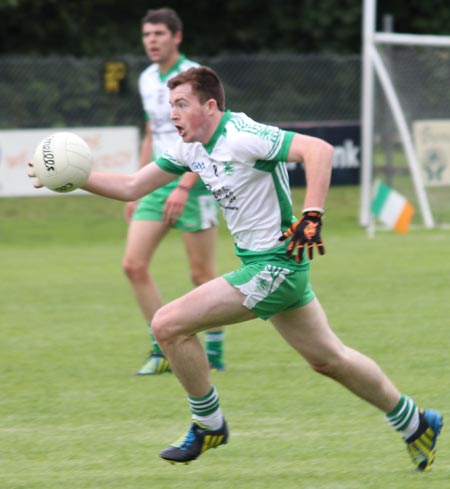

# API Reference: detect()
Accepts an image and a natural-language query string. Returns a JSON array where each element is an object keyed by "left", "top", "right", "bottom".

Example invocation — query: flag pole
[
  {"left": 367, "top": 213, "right": 376, "bottom": 239},
  {"left": 367, "top": 178, "right": 377, "bottom": 239}
]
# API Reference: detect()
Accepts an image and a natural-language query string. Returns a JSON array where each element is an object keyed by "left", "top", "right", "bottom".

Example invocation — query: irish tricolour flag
[{"left": 371, "top": 180, "right": 415, "bottom": 234}]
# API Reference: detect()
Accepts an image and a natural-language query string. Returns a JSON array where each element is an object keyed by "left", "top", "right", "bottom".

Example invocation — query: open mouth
[{"left": 175, "top": 124, "right": 184, "bottom": 136}]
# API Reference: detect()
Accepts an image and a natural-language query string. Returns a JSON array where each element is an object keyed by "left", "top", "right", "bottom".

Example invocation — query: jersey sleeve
[
  {"left": 271, "top": 130, "right": 295, "bottom": 161},
  {"left": 232, "top": 118, "right": 296, "bottom": 163},
  {"left": 155, "top": 148, "right": 188, "bottom": 176}
]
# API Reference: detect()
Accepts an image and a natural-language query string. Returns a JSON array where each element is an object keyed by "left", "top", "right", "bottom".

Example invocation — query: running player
[{"left": 30, "top": 66, "right": 442, "bottom": 471}]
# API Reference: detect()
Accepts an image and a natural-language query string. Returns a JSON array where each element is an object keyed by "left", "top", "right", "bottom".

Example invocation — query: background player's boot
[{"left": 135, "top": 352, "right": 171, "bottom": 375}]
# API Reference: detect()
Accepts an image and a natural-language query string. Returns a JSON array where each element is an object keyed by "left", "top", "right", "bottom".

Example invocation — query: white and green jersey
[
  {"left": 139, "top": 55, "right": 199, "bottom": 159},
  {"left": 156, "top": 111, "right": 297, "bottom": 259}
]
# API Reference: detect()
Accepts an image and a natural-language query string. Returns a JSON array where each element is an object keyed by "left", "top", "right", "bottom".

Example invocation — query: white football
[{"left": 32, "top": 132, "right": 93, "bottom": 193}]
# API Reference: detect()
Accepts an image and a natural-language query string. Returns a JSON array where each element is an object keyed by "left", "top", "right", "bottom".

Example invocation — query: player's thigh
[
  {"left": 123, "top": 219, "right": 168, "bottom": 265},
  {"left": 182, "top": 227, "right": 218, "bottom": 277},
  {"left": 153, "top": 277, "right": 256, "bottom": 338},
  {"left": 270, "top": 297, "right": 345, "bottom": 365}
]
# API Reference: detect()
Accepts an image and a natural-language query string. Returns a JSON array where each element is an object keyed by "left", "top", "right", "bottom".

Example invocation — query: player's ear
[
  {"left": 206, "top": 98, "right": 218, "bottom": 114},
  {"left": 174, "top": 31, "right": 182, "bottom": 46}
]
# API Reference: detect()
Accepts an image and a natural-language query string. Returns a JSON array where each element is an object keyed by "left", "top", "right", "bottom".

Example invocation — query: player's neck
[
  {"left": 201, "top": 111, "right": 225, "bottom": 145},
  {"left": 158, "top": 51, "right": 180, "bottom": 75}
]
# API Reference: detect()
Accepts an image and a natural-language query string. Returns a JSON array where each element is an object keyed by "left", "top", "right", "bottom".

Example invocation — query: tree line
[{"left": 1, "top": 0, "right": 450, "bottom": 57}]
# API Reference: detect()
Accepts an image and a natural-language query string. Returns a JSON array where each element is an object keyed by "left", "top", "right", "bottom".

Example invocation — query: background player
[{"left": 122, "top": 8, "right": 225, "bottom": 375}]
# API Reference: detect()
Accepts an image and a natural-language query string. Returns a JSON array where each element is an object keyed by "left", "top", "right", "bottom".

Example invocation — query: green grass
[{"left": 1, "top": 187, "right": 450, "bottom": 489}]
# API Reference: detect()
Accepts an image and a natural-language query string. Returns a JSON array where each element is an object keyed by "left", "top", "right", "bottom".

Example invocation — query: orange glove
[{"left": 279, "top": 210, "right": 325, "bottom": 262}]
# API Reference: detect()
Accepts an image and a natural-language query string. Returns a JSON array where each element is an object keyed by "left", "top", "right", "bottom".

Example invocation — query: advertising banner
[
  {"left": 413, "top": 120, "right": 450, "bottom": 187},
  {"left": 279, "top": 122, "right": 360, "bottom": 186},
  {"left": 0, "top": 126, "right": 139, "bottom": 197}
]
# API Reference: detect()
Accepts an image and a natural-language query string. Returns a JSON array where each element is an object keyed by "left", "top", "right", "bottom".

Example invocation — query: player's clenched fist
[{"left": 279, "top": 209, "right": 325, "bottom": 262}]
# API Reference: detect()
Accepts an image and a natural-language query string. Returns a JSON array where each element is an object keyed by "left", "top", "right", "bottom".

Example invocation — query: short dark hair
[
  {"left": 167, "top": 66, "right": 226, "bottom": 111},
  {"left": 141, "top": 8, "right": 183, "bottom": 35}
]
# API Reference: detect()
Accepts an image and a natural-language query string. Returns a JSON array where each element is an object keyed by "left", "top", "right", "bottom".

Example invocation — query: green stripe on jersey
[{"left": 274, "top": 130, "right": 296, "bottom": 161}]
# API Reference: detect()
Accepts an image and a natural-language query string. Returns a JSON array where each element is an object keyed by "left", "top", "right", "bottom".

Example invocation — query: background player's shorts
[
  {"left": 133, "top": 186, "right": 218, "bottom": 232},
  {"left": 223, "top": 260, "right": 315, "bottom": 320}
]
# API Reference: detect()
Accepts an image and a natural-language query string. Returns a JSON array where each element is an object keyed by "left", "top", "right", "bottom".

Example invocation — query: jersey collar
[
  {"left": 159, "top": 54, "right": 186, "bottom": 82},
  {"left": 203, "top": 110, "right": 231, "bottom": 154}
]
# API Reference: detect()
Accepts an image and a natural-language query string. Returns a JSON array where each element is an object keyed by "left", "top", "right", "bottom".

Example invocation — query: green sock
[
  {"left": 205, "top": 331, "right": 224, "bottom": 366},
  {"left": 148, "top": 324, "right": 163, "bottom": 355},
  {"left": 385, "top": 394, "right": 420, "bottom": 439},
  {"left": 189, "top": 386, "right": 223, "bottom": 430}
]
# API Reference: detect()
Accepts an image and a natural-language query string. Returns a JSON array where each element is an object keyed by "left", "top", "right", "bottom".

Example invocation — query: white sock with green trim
[
  {"left": 385, "top": 394, "right": 420, "bottom": 440},
  {"left": 189, "top": 386, "right": 223, "bottom": 430}
]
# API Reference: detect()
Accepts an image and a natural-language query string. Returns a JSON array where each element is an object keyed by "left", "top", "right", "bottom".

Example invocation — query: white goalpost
[{"left": 360, "top": 0, "right": 450, "bottom": 228}]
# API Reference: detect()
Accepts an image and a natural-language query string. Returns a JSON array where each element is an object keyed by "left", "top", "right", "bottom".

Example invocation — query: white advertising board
[
  {"left": 0, "top": 126, "right": 139, "bottom": 197},
  {"left": 413, "top": 120, "right": 450, "bottom": 187}
]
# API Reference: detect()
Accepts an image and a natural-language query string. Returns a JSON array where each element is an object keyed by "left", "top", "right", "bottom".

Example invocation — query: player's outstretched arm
[
  {"left": 28, "top": 159, "right": 177, "bottom": 202},
  {"left": 82, "top": 162, "right": 177, "bottom": 201}
]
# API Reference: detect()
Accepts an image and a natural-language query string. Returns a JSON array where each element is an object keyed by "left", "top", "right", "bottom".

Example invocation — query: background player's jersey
[
  {"left": 156, "top": 111, "right": 298, "bottom": 257},
  {"left": 138, "top": 55, "right": 199, "bottom": 159}
]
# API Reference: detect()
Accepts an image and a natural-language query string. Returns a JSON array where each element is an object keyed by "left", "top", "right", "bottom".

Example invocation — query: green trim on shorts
[
  {"left": 223, "top": 259, "right": 315, "bottom": 320},
  {"left": 133, "top": 185, "right": 218, "bottom": 232}
]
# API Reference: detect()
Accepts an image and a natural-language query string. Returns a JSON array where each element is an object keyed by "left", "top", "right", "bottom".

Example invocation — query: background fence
[{"left": 0, "top": 54, "right": 361, "bottom": 130}]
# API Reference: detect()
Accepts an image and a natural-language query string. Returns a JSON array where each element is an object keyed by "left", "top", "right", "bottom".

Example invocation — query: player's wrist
[
  {"left": 302, "top": 207, "right": 325, "bottom": 217},
  {"left": 177, "top": 184, "right": 191, "bottom": 192}
]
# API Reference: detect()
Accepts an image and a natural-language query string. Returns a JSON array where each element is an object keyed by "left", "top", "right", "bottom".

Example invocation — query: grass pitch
[{"left": 1, "top": 187, "right": 449, "bottom": 488}]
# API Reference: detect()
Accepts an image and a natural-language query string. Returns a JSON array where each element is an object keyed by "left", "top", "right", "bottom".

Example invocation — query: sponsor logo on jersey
[{"left": 192, "top": 161, "right": 206, "bottom": 171}]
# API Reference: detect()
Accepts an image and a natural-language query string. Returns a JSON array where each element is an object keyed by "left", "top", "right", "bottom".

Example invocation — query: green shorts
[
  {"left": 133, "top": 185, "right": 218, "bottom": 232},
  {"left": 223, "top": 260, "right": 315, "bottom": 320}
]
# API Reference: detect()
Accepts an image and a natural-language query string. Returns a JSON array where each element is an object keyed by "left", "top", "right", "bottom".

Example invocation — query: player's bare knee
[
  {"left": 151, "top": 312, "right": 168, "bottom": 344},
  {"left": 122, "top": 259, "right": 148, "bottom": 282},
  {"left": 152, "top": 307, "right": 177, "bottom": 344},
  {"left": 152, "top": 306, "right": 191, "bottom": 346},
  {"left": 190, "top": 267, "right": 214, "bottom": 286}
]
